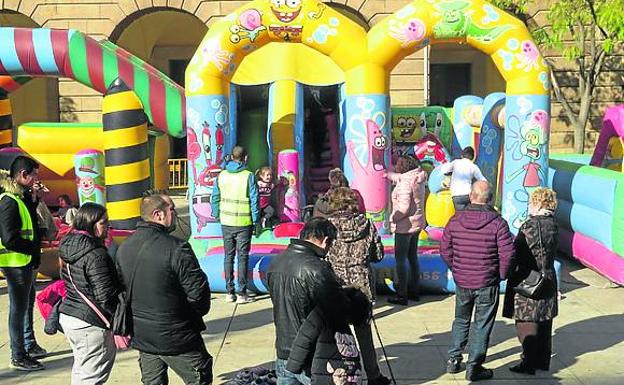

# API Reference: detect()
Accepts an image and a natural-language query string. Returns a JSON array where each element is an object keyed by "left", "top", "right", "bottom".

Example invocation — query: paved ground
[{"left": 1, "top": 195, "right": 623, "bottom": 384}]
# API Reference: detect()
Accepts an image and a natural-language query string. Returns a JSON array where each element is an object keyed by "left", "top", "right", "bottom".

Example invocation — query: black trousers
[{"left": 515, "top": 320, "right": 553, "bottom": 370}]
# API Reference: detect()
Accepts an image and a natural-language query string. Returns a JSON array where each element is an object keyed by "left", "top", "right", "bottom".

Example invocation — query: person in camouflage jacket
[{"left": 324, "top": 187, "right": 390, "bottom": 385}]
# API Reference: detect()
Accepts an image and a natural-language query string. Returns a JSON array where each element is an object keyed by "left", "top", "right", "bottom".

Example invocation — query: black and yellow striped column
[
  {"left": 0, "top": 91, "right": 12, "bottom": 148},
  {"left": 102, "top": 78, "right": 151, "bottom": 230}
]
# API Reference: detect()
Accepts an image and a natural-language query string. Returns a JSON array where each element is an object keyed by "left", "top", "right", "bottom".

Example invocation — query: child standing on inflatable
[
  {"left": 441, "top": 147, "right": 487, "bottom": 211},
  {"left": 256, "top": 166, "right": 280, "bottom": 232}
]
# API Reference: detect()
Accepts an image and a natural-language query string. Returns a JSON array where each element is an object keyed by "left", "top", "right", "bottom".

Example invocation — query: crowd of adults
[{"left": 0, "top": 147, "right": 560, "bottom": 385}]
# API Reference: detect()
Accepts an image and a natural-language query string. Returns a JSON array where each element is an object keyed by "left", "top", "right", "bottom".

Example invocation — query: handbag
[
  {"left": 112, "top": 242, "right": 151, "bottom": 337},
  {"left": 513, "top": 220, "right": 549, "bottom": 299},
  {"left": 66, "top": 263, "right": 131, "bottom": 350}
]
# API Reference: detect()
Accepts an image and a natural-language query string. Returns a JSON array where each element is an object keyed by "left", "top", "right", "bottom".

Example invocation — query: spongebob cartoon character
[{"left": 268, "top": 0, "right": 304, "bottom": 41}]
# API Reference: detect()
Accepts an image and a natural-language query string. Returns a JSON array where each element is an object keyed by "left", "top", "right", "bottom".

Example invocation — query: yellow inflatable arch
[{"left": 187, "top": 0, "right": 550, "bottom": 236}]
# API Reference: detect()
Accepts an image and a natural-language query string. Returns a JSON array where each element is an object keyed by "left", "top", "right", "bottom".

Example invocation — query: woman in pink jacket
[{"left": 386, "top": 155, "right": 427, "bottom": 305}]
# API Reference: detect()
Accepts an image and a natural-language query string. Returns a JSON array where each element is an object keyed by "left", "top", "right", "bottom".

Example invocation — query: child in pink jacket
[{"left": 385, "top": 155, "right": 427, "bottom": 305}]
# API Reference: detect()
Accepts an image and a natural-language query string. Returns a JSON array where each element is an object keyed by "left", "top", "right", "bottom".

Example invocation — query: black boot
[
  {"left": 387, "top": 295, "right": 408, "bottom": 306},
  {"left": 509, "top": 361, "right": 535, "bottom": 375},
  {"left": 466, "top": 365, "right": 493, "bottom": 381}
]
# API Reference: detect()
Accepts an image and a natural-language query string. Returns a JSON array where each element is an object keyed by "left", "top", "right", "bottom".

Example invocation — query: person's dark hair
[
  {"left": 461, "top": 146, "right": 475, "bottom": 160},
  {"left": 231, "top": 145, "right": 247, "bottom": 162},
  {"left": 57, "top": 194, "right": 72, "bottom": 206},
  {"left": 299, "top": 217, "right": 337, "bottom": 242},
  {"left": 72, "top": 203, "right": 107, "bottom": 237},
  {"left": 10, "top": 156, "right": 39, "bottom": 179},
  {"left": 344, "top": 286, "right": 371, "bottom": 326},
  {"left": 140, "top": 193, "right": 170, "bottom": 221},
  {"left": 328, "top": 168, "right": 349, "bottom": 189},
  {"left": 395, "top": 154, "right": 420, "bottom": 174},
  {"left": 327, "top": 187, "right": 359, "bottom": 214}
]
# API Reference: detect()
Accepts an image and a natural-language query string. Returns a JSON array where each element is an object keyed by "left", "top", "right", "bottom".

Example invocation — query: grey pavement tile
[{"left": 1, "top": 255, "right": 623, "bottom": 385}]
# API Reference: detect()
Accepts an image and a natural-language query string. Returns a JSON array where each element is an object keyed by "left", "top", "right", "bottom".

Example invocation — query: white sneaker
[
  {"left": 225, "top": 294, "right": 236, "bottom": 303},
  {"left": 236, "top": 294, "right": 255, "bottom": 304}
]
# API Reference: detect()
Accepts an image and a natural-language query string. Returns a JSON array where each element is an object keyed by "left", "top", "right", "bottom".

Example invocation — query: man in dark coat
[
  {"left": 440, "top": 181, "right": 514, "bottom": 381},
  {"left": 267, "top": 217, "right": 351, "bottom": 385},
  {"left": 0, "top": 156, "right": 47, "bottom": 371},
  {"left": 116, "top": 193, "right": 212, "bottom": 385}
]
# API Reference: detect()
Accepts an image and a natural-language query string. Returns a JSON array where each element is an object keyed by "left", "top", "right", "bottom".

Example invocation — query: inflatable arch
[
  {"left": 0, "top": 27, "right": 186, "bottom": 229},
  {"left": 187, "top": 0, "right": 550, "bottom": 238}
]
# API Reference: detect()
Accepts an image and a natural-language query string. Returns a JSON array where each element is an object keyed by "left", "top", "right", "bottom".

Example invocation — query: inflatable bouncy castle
[
  {"left": 185, "top": 0, "right": 551, "bottom": 293},
  {"left": 0, "top": 28, "right": 184, "bottom": 230}
]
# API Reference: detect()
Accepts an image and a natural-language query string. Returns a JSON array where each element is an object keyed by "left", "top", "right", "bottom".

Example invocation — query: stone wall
[{"left": 1, "top": 0, "right": 622, "bottom": 151}]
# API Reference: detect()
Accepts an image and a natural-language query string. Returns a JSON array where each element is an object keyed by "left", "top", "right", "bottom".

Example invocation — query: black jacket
[
  {"left": 267, "top": 239, "right": 350, "bottom": 360},
  {"left": 0, "top": 174, "right": 41, "bottom": 268},
  {"left": 59, "top": 231, "right": 120, "bottom": 329},
  {"left": 116, "top": 221, "right": 211, "bottom": 355},
  {"left": 503, "top": 214, "right": 558, "bottom": 322},
  {"left": 287, "top": 308, "right": 361, "bottom": 385}
]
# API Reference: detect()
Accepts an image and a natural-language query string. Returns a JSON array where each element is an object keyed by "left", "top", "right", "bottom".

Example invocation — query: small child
[
  {"left": 286, "top": 287, "right": 370, "bottom": 385},
  {"left": 56, "top": 194, "right": 74, "bottom": 222},
  {"left": 256, "top": 166, "right": 279, "bottom": 229}
]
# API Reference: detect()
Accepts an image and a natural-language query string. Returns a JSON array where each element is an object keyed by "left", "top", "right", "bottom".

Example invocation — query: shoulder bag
[
  {"left": 513, "top": 220, "right": 549, "bottom": 299},
  {"left": 66, "top": 263, "right": 131, "bottom": 350}
]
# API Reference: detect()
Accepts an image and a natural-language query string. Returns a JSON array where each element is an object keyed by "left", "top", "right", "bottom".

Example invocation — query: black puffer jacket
[
  {"left": 116, "top": 221, "right": 211, "bottom": 355},
  {"left": 267, "top": 239, "right": 350, "bottom": 360},
  {"left": 287, "top": 288, "right": 370, "bottom": 385},
  {"left": 0, "top": 172, "right": 41, "bottom": 268},
  {"left": 59, "top": 231, "right": 120, "bottom": 329},
  {"left": 287, "top": 308, "right": 361, "bottom": 385}
]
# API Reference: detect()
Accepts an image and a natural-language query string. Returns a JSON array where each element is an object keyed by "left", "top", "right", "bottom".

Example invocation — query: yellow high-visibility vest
[
  {"left": 218, "top": 170, "right": 252, "bottom": 227},
  {"left": 0, "top": 192, "right": 33, "bottom": 267}
]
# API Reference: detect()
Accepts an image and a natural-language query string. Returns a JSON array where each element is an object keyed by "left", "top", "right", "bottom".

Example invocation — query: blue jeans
[
  {"left": 275, "top": 358, "right": 311, "bottom": 385},
  {"left": 222, "top": 225, "right": 253, "bottom": 294},
  {"left": 1, "top": 266, "right": 36, "bottom": 360},
  {"left": 452, "top": 195, "right": 470, "bottom": 211},
  {"left": 448, "top": 285, "right": 499, "bottom": 368}
]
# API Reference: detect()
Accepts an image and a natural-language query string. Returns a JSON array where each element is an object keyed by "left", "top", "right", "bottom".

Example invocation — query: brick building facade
[{"left": 1, "top": 0, "right": 622, "bottom": 152}]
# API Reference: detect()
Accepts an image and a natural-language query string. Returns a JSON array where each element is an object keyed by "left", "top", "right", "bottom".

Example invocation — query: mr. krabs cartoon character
[
  {"left": 347, "top": 114, "right": 387, "bottom": 218},
  {"left": 187, "top": 122, "right": 222, "bottom": 232},
  {"left": 215, "top": 124, "right": 225, "bottom": 165}
]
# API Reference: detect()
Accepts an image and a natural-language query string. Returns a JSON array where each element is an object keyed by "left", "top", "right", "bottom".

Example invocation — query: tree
[{"left": 492, "top": 0, "right": 624, "bottom": 153}]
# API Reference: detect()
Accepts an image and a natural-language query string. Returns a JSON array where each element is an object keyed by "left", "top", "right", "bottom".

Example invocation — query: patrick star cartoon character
[{"left": 347, "top": 118, "right": 387, "bottom": 219}]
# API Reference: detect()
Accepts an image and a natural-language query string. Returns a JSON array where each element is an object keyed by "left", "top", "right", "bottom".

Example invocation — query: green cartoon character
[{"left": 433, "top": 0, "right": 512, "bottom": 42}]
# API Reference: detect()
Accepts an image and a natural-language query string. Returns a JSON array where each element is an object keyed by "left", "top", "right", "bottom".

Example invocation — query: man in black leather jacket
[
  {"left": 267, "top": 217, "right": 350, "bottom": 385},
  {"left": 116, "top": 193, "right": 212, "bottom": 385}
]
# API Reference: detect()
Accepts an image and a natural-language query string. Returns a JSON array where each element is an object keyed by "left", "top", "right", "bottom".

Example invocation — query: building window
[
  {"left": 430, "top": 63, "right": 471, "bottom": 107},
  {"left": 169, "top": 59, "right": 190, "bottom": 87}
]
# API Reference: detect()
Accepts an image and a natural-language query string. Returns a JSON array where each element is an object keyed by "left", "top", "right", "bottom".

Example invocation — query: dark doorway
[
  {"left": 236, "top": 84, "right": 270, "bottom": 174},
  {"left": 169, "top": 59, "right": 190, "bottom": 158},
  {"left": 303, "top": 85, "right": 341, "bottom": 202},
  {"left": 430, "top": 63, "right": 471, "bottom": 107}
]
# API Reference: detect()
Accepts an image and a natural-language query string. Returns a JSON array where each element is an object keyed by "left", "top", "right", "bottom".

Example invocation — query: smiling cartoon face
[
  {"left": 270, "top": 0, "right": 302, "bottom": 23},
  {"left": 79, "top": 176, "right": 95, "bottom": 197},
  {"left": 367, "top": 120, "right": 387, "bottom": 171},
  {"left": 395, "top": 116, "right": 417, "bottom": 139}
]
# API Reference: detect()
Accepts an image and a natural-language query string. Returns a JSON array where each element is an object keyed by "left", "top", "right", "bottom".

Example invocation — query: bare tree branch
[{"left": 584, "top": 0, "right": 611, "bottom": 39}]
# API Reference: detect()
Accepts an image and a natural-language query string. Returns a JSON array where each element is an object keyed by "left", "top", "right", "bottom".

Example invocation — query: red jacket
[{"left": 440, "top": 204, "right": 515, "bottom": 289}]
